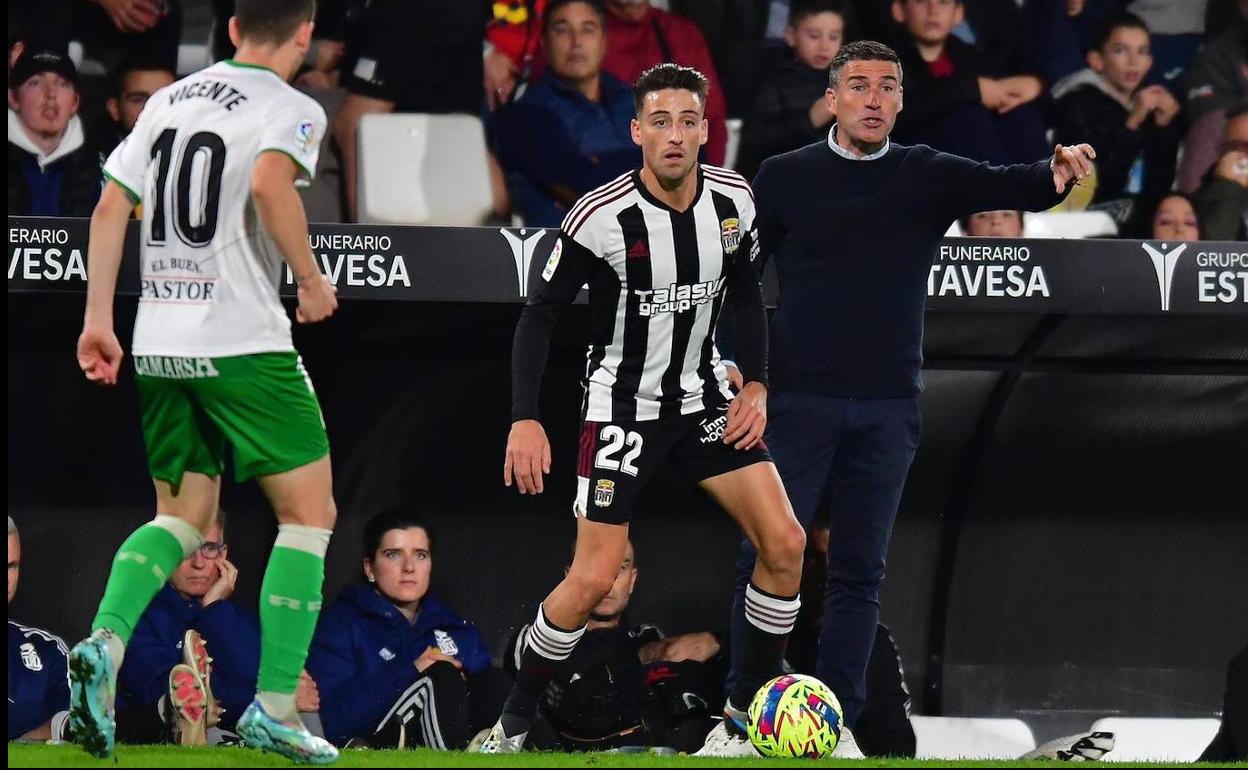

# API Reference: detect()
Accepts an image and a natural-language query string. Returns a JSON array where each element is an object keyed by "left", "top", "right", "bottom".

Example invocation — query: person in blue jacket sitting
[
  {"left": 116, "top": 510, "right": 320, "bottom": 744},
  {"left": 8, "top": 515, "right": 70, "bottom": 743},
  {"left": 307, "top": 508, "right": 502, "bottom": 749}
]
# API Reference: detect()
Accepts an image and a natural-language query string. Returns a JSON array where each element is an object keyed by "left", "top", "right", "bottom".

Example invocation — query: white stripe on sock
[
  {"left": 527, "top": 604, "right": 585, "bottom": 661},
  {"left": 274, "top": 525, "right": 332, "bottom": 558},
  {"left": 151, "top": 514, "right": 204, "bottom": 558},
  {"left": 744, "top": 585, "right": 800, "bottom": 635}
]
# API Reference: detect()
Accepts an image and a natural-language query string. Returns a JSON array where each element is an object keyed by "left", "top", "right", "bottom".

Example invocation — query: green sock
[
  {"left": 257, "top": 525, "right": 331, "bottom": 698},
  {"left": 93, "top": 515, "right": 202, "bottom": 644}
]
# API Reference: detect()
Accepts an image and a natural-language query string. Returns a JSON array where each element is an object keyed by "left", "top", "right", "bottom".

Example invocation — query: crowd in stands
[{"left": 6, "top": 0, "right": 1246, "bottom": 239}]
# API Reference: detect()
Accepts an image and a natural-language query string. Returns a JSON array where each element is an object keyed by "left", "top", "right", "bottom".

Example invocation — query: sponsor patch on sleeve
[
  {"left": 294, "top": 119, "right": 317, "bottom": 154},
  {"left": 541, "top": 239, "right": 564, "bottom": 281}
]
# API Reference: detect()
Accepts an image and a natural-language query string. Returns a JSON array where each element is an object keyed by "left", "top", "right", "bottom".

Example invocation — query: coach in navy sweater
[{"left": 725, "top": 40, "right": 1096, "bottom": 738}]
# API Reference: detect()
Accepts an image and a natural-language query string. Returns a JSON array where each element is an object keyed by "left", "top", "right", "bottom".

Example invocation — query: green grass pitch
[{"left": 8, "top": 745, "right": 1247, "bottom": 768}]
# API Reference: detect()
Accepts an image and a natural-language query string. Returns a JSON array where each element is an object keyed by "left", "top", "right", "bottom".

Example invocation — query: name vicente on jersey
[
  {"left": 635, "top": 277, "right": 726, "bottom": 317},
  {"left": 167, "top": 79, "right": 249, "bottom": 111}
]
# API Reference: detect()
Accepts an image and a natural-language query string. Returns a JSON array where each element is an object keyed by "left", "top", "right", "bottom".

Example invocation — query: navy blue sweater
[
  {"left": 752, "top": 141, "right": 1065, "bottom": 397},
  {"left": 8, "top": 620, "right": 68, "bottom": 740}
]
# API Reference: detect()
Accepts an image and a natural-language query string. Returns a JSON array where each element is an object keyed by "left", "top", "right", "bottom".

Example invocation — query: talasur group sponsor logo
[{"left": 635, "top": 277, "right": 726, "bottom": 316}]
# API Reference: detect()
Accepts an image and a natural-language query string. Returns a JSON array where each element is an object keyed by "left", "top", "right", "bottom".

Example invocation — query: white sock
[
  {"left": 256, "top": 691, "right": 299, "bottom": 724},
  {"left": 100, "top": 628, "right": 126, "bottom": 674}
]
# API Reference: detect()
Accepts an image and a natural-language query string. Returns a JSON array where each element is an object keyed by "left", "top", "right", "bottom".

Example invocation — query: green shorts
[{"left": 134, "top": 352, "right": 330, "bottom": 489}]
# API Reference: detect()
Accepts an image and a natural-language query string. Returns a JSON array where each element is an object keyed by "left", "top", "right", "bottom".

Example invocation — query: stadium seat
[
  {"left": 356, "top": 113, "right": 494, "bottom": 226},
  {"left": 1090, "top": 717, "right": 1220, "bottom": 762},
  {"left": 910, "top": 716, "right": 1037, "bottom": 759},
  {"left": 724, "top": 118, "right": 743, "bottom": 171}
]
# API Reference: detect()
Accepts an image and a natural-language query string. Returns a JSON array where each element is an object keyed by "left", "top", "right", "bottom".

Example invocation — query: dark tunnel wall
[{"left": 7, "top": 292, "right": 1247, "bottom": 742}]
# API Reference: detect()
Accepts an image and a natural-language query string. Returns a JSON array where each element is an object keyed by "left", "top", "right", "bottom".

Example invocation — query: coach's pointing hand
[
  {"left": 1053, "top": 143, "right": 1097, "bottom": 194},
  {"left": 724, "top": 382, "right": 768, "bottom": 451},
  {"left": 505, "top": 419, "right": 552, "bottom": 494}
]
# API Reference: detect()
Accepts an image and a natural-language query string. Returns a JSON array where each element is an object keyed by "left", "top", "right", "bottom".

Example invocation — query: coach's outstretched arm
[
  {"left": 78, "top": 181, "right": 136, "bottom": 386},
  {"left": 251, "top": 151, "right": 338, "bottom": 324},
  {"left": 506, "top": 234, "right": 592, "bottom": 495},
  {"left": 938, "top": 142, "right": 1097, "bottom": 220}
]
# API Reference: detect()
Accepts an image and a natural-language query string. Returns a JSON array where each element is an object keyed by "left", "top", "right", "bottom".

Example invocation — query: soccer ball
[{"left": 747, "top": 673, "right": 842, "bottom": 758}]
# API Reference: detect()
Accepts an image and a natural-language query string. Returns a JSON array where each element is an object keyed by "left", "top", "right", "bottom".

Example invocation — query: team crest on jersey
[
  {"left": 434, "top": 630, "right": 460, "bottom": 657},
  {"left": 378, "top": 647, "right": 396, "bottom": 661},
  {"left": 720, "top": 218, "right": 741, "bottom": 254},
  {"left": 295, "top": 120, "right": 316, "bottom": 152},
  {"left": 594, "top": 479, "right": 615, "bottom": 507},
  {"left": 20, "top": 642, "right": 42, "bottom": 671},
  {"left": 542, "top": 239, "right": 563, "bottom": 281}
]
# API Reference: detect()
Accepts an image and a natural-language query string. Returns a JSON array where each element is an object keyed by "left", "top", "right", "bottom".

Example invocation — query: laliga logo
[
  {"left": 499, "top": 228, "right": 551, "bottom": 297},
  {"left": 1141, "top": 241, "right": 1187, "bottom": 312}
]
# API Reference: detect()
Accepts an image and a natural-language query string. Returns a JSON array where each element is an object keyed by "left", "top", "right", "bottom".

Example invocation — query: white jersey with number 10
[{"left": 103, "top": 60, "right": 327, "bottom": 358}]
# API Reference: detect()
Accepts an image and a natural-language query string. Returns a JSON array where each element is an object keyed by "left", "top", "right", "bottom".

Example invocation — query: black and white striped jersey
[{"left": 512, "top": 164, "right": 768, "bottom": 423}]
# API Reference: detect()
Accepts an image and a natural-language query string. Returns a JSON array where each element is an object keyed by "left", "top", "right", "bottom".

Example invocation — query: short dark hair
[
  {"left": 633, "top": 63, "right": 710, "bottom": 115},
  {"left": 542, "top": 0, "right": 605, "bottom": 36},
  {"left": 111, "top": 55, "right": 175, "bottom": 99},
  {"left": 363, "top": 507, "right": 435, "bottom": 560},
  {"left": 788, "top": 0, "right": 855, "bottom": 32},
  {"left": 1093, "top": 12, "right": 1150, "bottom": 51},
  {"left": 234, "top": 0, "right": 316, "bottom": 46},
  {"left": 828, "top": 40, "right": 902, "bottom": 88}
]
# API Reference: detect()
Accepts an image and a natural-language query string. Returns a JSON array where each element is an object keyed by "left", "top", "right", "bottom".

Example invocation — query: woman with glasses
[{"left": 306, "top": 508, "right": 499, "bottom": 749}]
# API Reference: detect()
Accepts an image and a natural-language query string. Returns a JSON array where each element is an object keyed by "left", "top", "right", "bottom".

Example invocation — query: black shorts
[
  {"left": 573, "top": 405, "right": 771, "bottom": 525},
  {"left": 341, "top": 0, "right": 485, "bottom": 113}
]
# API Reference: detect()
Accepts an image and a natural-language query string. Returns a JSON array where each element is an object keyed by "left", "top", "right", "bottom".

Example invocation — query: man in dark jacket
[
  {"left": 7, "top": 44, "right": 101, "bottom": 217},
  {"left": 500, "top": 539, "right": 724, "bottom": 753},
  {"left": 117, "top": 512, "right": 319, "bottom": 744},
  {"left": 8, "top": 516, "right": 70, "bottom": 743}
]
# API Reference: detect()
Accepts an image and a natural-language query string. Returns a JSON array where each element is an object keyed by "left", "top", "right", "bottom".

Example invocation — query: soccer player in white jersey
[
  {"left": 478, "top": 64, "right": 807, "bottom": 756},
  {"left": 70, "top": 0, "right": 340, "bottom": 763}
]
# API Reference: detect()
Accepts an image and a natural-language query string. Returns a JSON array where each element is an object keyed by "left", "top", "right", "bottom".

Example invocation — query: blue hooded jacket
[
  {"left": 117, "top": 584, "right": 259, "bottom": 724},
  {"left": 8, "top": 620, "right": 69, "bottom": 740},
  {"left": 306, "top": 585, "right": 491, "bottom": 745}
]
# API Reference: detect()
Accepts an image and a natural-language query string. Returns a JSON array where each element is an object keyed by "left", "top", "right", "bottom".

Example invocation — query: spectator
[
  {"left": 8, "top": 516, "right": 71, "bottom": 743},
  {"left": 889, "top": 0, "right": 1050, "bottom": 165},
  {"left": 500, "top": 539, "right": 725, "bottom": 753},
  {"left": 1124, "top": 0, "right": 1208, "bottom": 100},
  {"left": 332, "top": 1, "right": 490, "bottom": 221},
  {"left": 963, "top": 209, "right": 1025, "bottom": 237},
  {"left": 1176, "top": 6, "right": 1246, "bottom": 193},
  {"left": 7, "top": 44, "right": 101, "bottom": 217},
  {"left": 92, "top": 56, "right": 175, "bottom": 161},
  {"left": 1051, "top": 12, "right": 1181, "bottom": 235},
  {"left": 116, "top": 512, "right": 314, "bottom": 746},
  {"left": 9, "top": 0, "right": 180, "bottom": 73},
  {"left": 1192, "top": 103, "right": 1248, "bottom": 240},
  {"left": 601, "top": 0, "right": 729, "bottom": 165},
  {"left": 1150, "top": 192, "right": 1201, "bottom": 240},
  {"left": 737, "top": 0, "right": 852, "bottom": 180},
  {"left": 492, "top": 0, "right": 639, "bottom": 226},
  {"left": 307, "top": 510, "right": 500, "bottom": 749},
  {"left": 485, "top": 0, "right": 549, "bottom": 111}
]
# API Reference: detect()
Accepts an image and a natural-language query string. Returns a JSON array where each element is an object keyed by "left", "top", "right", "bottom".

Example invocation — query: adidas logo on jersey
[
  {"left": 626, "top": 240, "right": 650, "bottom": 260},
  {"left": 635, "top": 278, "right": 726, "bottom": 317}
]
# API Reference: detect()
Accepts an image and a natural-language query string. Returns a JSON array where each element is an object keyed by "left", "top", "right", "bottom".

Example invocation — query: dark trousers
[
  {"left": 1201, "top": 644, "right": 1248, "bottom": 762},
  {"left": 371, "top": 663, "right": 511, "bottom": 750},
  {"left": 730, "top": 391, "right": 920, "bottom": 726}
]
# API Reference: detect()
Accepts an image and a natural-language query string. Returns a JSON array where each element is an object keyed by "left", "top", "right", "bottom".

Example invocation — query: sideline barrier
[{"left": 8, "top": 216, "right": 1248, "bottom": 314}]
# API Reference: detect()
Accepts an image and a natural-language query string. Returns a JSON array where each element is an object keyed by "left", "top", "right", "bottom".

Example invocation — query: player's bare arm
[
  {"left": 724, "top": 382, "right": 768, "bottom": 451},
  {"left": 77, "top": 181, "right": 135, "bottom": 386},
  {"left": 504, "top": 418, "right": 552, "bottom": 495},
  {"left": 251, "top": 151, "right": 337, "bottom": 323}
]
